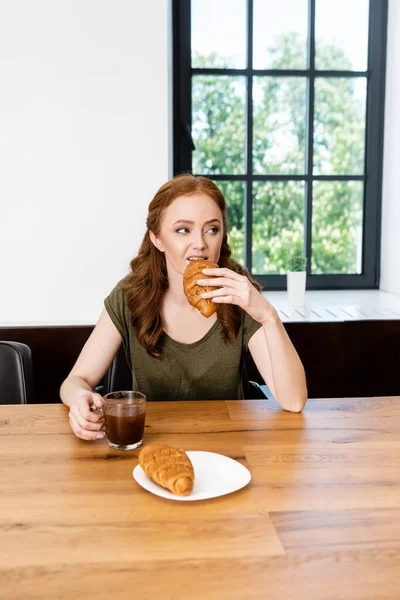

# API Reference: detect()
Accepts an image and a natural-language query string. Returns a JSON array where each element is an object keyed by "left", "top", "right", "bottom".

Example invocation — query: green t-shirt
[{"left": 104, "top": 280, "right": 262, "bottom": 401}]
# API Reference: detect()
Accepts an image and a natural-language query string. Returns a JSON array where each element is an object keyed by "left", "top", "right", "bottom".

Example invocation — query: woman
[{"left": 60, "top": 174, "right": 307, "bottom": 440}]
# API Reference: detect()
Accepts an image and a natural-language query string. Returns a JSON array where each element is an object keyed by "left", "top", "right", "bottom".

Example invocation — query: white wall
[
  {"left": 380, "top": 0, "right": 400, "bottom": 295},
  {"left": 0, "top": 0, "right": 171, "bottom": 325}
]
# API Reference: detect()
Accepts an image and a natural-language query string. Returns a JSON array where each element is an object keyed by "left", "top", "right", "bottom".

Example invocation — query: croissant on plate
[
  {"left": 138, "top": 443, "right": 195, "bottom": 496},
  {"left": 183, "top": 259, "right": 219, "bottom": 318}
]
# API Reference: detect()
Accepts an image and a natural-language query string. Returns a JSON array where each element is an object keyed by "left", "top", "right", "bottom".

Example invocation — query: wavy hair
[{"left": 121, "top": 174, "right": 261, "bottom": 358}]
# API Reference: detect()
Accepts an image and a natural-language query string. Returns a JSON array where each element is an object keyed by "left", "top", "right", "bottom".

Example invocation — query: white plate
[{"left": 133, "top": 451, "right": 251, "bottom": 501}]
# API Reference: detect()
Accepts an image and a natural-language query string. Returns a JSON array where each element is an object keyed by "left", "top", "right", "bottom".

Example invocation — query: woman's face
[{"left": 150, "top": 192, "right": 224, "bottom": 277}]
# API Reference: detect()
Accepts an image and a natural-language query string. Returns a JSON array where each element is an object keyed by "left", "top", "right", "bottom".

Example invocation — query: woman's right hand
[{"left": 68, "top": 391, "right": 105, "bottom": 441}]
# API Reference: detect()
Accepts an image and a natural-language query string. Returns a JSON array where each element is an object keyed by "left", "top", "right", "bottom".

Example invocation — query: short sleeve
[
  {"left": 104, "top": 279, "right": 132, "bottom": 350},
  {"left": 242, "top": 310, "right": 262, "bottom": 350}
]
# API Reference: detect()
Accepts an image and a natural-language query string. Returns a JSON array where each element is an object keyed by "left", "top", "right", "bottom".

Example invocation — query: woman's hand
[
  {"left": 198, "top": 267, "right": 274, "bottom": 324},
  {"left": 68, "top": 391, "right": 105, "bottom": 441}
]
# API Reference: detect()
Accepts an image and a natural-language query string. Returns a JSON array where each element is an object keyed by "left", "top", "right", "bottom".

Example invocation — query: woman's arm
[
  {"left": 247, "top": 307, "right": 307, "bottom": 412},
  {"left": 60, "top": 309, "right": 123, "bottom": 439},
  {"left": 198, "top": 267, "right": 308, "bottom": 412}
]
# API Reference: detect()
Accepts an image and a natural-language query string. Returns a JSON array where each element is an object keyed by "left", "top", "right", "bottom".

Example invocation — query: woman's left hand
[{"left": 198, "top": 267, "right": 274, "bottom": 324}]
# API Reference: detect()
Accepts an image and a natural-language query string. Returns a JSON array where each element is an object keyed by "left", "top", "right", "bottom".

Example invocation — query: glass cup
[{"left": 101, "top": 391, "right": 146, "bottom": 450}]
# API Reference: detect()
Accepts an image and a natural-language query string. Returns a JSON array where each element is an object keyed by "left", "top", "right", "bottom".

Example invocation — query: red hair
[{"left": 122, "top": 174, "right": 261, "bottom": 358}]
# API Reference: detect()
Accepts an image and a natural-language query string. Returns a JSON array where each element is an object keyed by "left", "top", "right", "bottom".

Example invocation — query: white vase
[{"left": 287, "top": 271, "right": 306, "bottom": 307}]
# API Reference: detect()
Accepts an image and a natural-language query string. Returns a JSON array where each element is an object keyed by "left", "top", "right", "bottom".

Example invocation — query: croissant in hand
[
  {"left": 183, "top": 259, "right": 219, "bottom": 318},
  {"left": 138, "top": 443, "right": 195, "bottom": 496}
]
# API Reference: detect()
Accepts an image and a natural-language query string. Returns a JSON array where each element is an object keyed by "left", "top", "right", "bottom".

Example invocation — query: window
[{"left": 173, "top": 0, "right": 388, "bottom": 289}]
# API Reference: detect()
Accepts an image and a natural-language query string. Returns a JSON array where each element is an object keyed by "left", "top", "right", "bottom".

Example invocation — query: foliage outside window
[{"left": 173, "top": 0, "right": 387, "bottom": 289}]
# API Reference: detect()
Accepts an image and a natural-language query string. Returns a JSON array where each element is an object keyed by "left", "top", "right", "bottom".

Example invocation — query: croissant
[
  {"left": 183, "top": 259, "right": 219, "bottom": 318},
  {"left": 138, "top": 443, "right": 195, "bottom": 496}
]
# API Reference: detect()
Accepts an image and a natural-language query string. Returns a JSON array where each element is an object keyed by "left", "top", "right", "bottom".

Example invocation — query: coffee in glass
[{"left": 102, "top": 391, "right": 146, "bottom": 450}]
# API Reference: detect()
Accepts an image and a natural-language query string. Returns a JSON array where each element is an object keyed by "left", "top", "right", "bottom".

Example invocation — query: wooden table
[{"left": 1, "top": 398, "right": 400, "bottom": 599}]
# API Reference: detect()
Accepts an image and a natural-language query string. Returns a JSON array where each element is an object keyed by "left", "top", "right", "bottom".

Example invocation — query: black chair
[
  {"left": 100, "top": 345, "right": 270, "bottom": 400},
  {"left": 242, "top": 354, "right": 272, "bottom": 400},
  {"left": 0, "top": 341, "right": 34, "bottom": 405},
  {"left": 102, "top": 345, "right": 133, "bottom": 396}
]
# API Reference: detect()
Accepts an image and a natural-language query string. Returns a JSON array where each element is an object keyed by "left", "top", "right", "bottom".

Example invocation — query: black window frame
[{"left": 172, "top": 0, "right": 388, "bottom": 290}]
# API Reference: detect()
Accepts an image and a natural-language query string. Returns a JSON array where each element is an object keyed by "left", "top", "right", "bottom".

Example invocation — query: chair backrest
[
  {"left": 102, "top": 344, "right": 132, "bottom": 396},
  {"left": 102, "top": 344, "right": 268, "bottom": 400},
  {"left": 0, "top": 341, "right": 34, "bottom": 404}
]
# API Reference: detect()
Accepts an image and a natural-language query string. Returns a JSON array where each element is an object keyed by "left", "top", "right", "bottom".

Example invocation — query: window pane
[
  {"left": 191, "top": 0, "right": 246, "bottom": 69},
  {"left": 192, "top": 76, "right": 246, "bottom": 175},
  {"left": 216, "top": 180, "right": 246, "bottom": 264},
  {"left": 314, "top": 78, "right": 366, "bottom": 175},
  {"left": 253, "top": 0, "right": 308, "bottom": 69},
  {"left": 252, "top": 181, "right": 305, "bottom": 274},
  {"left": 315, "top": 0, "right": 369, "bottom": 71},
  {"left": 312, "top": 181, "right": 363, "bottom": 274},
  {"left": 253, "top": 77, "right": 307, "bottom": 175}
]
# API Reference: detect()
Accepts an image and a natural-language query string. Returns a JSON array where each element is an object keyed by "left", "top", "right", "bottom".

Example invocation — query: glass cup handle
[{"left": 90, "top": 404, "right": 106, "bottom": 432}]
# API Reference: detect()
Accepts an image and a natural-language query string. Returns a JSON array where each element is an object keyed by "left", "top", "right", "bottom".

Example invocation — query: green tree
[{"left": 192, "top": 35, "right": 365, "bottom": 274}]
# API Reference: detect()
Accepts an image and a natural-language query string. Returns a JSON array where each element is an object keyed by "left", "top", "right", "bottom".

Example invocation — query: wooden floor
[{"left": 1, "top": 398, "right": 400, "bottom": 599}]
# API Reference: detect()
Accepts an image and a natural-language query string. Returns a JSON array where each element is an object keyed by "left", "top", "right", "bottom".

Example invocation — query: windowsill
[
  {"left": 1, "top": 289, "right": 399, "bottom": 327},
  {"left": 263, "top": 289, "right": 400, "bottom": 323}
]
